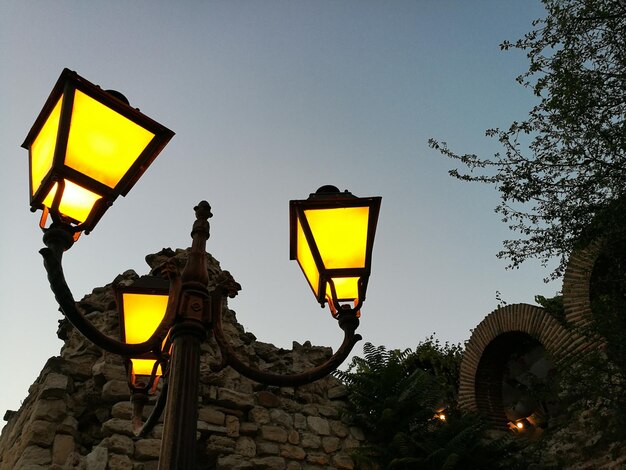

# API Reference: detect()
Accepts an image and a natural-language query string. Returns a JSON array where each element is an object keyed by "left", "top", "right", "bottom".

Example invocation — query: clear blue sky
[{"left": 0, "top": 0, "right": 558, "bottom": 429}]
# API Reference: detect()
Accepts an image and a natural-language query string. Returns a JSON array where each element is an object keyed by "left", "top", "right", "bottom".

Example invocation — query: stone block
[
  {"left": 330, "top": 420, "right": 349, "bottom": 438},
  {"left": 197, "top": 420, "right": 227, "bottom": 435},
  {"left": 207, "top": 435, "right": 236, "bottom": 454},
  {"left": 2, "top": 409, "right": 16, "bottom": 422},
  {"left": 102, "top": 380, "right": 130, "bottom": 402},
  {"left": 270, "top": 409, "right": 293, "bottom": 428},
  {"left": 134, "top": 439, "right": 161, "bottom": 461},
  {"left": 204, "top": 385, "right": 218, "bottom": 401},
  {"left": 41, "top": 373, "right": 69, "bottom": 399},
  {"left": 280, "top": 444, "right": 306, "bottom": 460},
  {"left": 15, "top": 445, "right": 52, "bottom": 468},
  {"left": 332, "top": 452, "right": 355, "bottom": 469},
  {"left": 306, "top": 452, "right": 330, "bottom": 465},
  {"left": 215, "top": 405, "right": 245, "bottom": 418},
  {"left": 85, "top": 446, "right": 108, "bottom": 470},
  {"left": 32, "top": 398, "right": 67, "bottom": 422},
  {"left": 260, "top": 425, "right": 288, "bottom": 443},
  {"left": 57, "top": 415, "right": 79, "bottom": 436},
  {"left": 216, "top": 388, "right": 254, "bottom": 409},
  {"left": 251, "top": 456, "right": 286, "bottom": 469},
  {"left": 307, "top": 416, "right": 330, "bottom": 435},
  {"left": 249, "top": 406, "right": 270, "bottom": 424},
  {"left": 280, "top": 398, "right": 300, "bottom": 413},
  {"left": 300, "top": 433, "right": 321, "bottom": 449},
  {"left": 225, "top": 414, "right": 240, "bottom": 437},
  {"left": 288, "top": 429, "right": 300, "bottom": 445},
  {"left": 25, "top": 419, "right": 56, "bottom": 446},
  {"left": 101, "top": 434, "right": 134, "bottom": 455},
  {"left": 52, "top": 434, "right": 75, "bottom": 465},
  {"left": 294, "top": 413, "right": 307, "bottom": 430},
  {"left": 60, "top": 357, "right": 93, "bottom": 380},
  {"left": 318, "top": 404, "right": 339, "bottom": 418},
  {"left": 235, "top": 436, "right": 256, "bottom": 457},
  {"left": 108, "top": 453, "right": 133, "bottom": 470},
  {"left": 286, "top": 462, "right": 302, "bottom": 470},
  {"left": 92, "top": 360, "right": 126, "bottom": 383},
  {"left": 218, "top": 454, "right": 255, "bottom": 469},
  {"left": 198, "top": 407, "right": 225, "bottom": 425},
  {"left": 322, "top": 436, "right": 341, "bottom": 453},
  {"left": 102, "top": 418, "right": 134, "bottom": 437},
  {"left": 111, "top": 401, "right": 133, "bottom": 419},
  {"left": 328, "top": 384, "right": 348, "bottom": 399},
  {"left": 257, "top": 390, "right": 281, "bottom": 408},
  {"left": 256, "top": 441, "right": 280, "bottom": 456},
  {"left": 301, "top": 404, "right": 318, "bottom": 416}
]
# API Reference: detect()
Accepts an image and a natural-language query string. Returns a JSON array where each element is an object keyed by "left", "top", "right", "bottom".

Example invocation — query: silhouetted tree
[
  {"left": 430, "top": 0, "right": 626, "bottom": 279},
  {"left": 337, "top": 342, "right": 520, "bottom": 470}
]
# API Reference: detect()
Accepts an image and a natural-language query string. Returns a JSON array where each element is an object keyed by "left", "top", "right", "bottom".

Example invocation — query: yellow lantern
[
  {"left": 117, "top": 275, "right": 171, "bottom": 392},
  {"left": 290, "top": 186, "right": 381, "bottom": 316},
  {"left": 22, "top": 68, "right": 174, "bottom": 234}
]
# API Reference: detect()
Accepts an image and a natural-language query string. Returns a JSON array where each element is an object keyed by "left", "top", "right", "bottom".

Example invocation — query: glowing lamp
[
  {"left": 290, "top": 186, "right": 381, "bottom": 316},
  {"left": 508, "top": 418, "right": 532, "bottom": 432},
  {"left": 117, "top": 275, "right": 171, "bottom": 392},
  {"left": 22, "top": 68, "right": 174, "bottom": 234}
]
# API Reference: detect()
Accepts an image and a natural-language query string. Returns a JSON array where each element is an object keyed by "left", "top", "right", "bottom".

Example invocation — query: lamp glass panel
[
  {"left": 130, "top": 358, "right": 162, "bottom": 377},
  {"left": 304, "top": 207, "right": 369, "bottom": 269},
  {"left": 122, "top": 293, "right": 169, "bottom": 344},
  {"left": 42, "top": 180, "right": 102, "bottom": 223},
  {"left": 65, "top": 90, "right": 155, "bottom": 189},
  {"left": 327, "top": 276, "right": 360, "bottom": 301},
  {"left": 31, "top": 97, "right": 63, "bottom": 196},
  {"left": 296, "top": 218, "right": 320, "bottom": 295}
]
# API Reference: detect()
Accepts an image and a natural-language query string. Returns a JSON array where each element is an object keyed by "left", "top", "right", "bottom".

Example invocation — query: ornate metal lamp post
[{"left": 23, "top": 69, "right": 382, "bottom": 469}]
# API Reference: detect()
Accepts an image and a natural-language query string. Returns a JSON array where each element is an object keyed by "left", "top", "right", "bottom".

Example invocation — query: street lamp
[
  {"left": 290, "top": 185, "right": 381, "bottom": 317},
  {"left": 116, "top": 275, "right": 171, "bottom": 393},
  {"left": 25, "top": 70, "right": 382, "bottom": 469},
  {"left": 22, "top": 68, "right": 174, "bottom": 235}
]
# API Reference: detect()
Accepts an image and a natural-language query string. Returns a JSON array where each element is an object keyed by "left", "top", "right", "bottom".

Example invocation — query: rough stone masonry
[{"left": 0, "top": 249, "right": 363, "bottom": 469}]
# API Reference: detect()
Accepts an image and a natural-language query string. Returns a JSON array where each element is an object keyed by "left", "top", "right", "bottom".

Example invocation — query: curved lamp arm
[
  {"left": 40, "top": 224, "right": 179, "bottom": 357},
  {"left": 131, "top": 377, "right": 169, "bottom": 438},
  {"left": 210, "top": 273, "right": 362, "bottom": 387}
]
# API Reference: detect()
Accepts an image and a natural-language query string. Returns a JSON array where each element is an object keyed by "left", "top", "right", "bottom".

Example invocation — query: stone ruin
[
  {"left": 0, "top": 249, "right": 363, "bottom": 469},
  {"left": 458, "top": 237, "right": 626, "bottom": 468}
]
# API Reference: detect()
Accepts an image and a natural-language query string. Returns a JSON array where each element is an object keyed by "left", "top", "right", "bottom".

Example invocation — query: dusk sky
[{"left": 0, "top": 1, "right": 559, "bottom": 430}]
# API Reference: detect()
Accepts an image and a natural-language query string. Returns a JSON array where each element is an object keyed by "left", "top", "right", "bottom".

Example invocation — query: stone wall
[{"left": 0, "top": 249, "right": 363, "bottom": 469}]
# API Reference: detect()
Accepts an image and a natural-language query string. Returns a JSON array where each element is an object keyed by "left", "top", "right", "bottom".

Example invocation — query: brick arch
[
  {"left": 458, "top": 304, "right": 573, "bottom": 424},
  {"left": 562, "top": 240, "right": 603, "bottom": 330}
]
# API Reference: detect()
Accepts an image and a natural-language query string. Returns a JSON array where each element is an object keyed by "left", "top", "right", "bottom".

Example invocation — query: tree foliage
[
  {"left": 429, "top": 0, "right": 626, "bottom": 278},
  {"left": 337, "top": 341, "right": 520, "bottom": 469}
]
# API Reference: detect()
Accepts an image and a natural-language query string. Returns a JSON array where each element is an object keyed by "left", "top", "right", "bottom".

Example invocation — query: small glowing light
[
  {"left": 516, "top": 421, "right": 524, "bottom": 429},
  {"left": 438, "top": 414, "right": 446, "bottom": 421},
  {"left": 131, "top": 358, "right": 163, "bottom": 377}
]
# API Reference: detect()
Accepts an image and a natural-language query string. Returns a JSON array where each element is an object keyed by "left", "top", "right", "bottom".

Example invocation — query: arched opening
[{"left": 475, "top": 332, "right": 559, "bottom": 435}]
